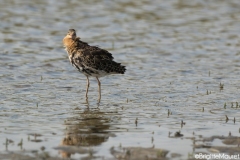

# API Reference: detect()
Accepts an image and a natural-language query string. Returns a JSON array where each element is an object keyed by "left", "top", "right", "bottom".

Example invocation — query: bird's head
[
  {"left": 63, "top": 29, "right": 81, "bottom": 48},
  {"left": 66, "top": 29, "right": 77, "bottom": 39}
]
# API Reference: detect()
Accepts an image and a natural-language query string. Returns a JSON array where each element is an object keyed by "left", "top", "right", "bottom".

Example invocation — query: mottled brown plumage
[{"left": 63, "top": 29, "right": 126, "bottom": 102}]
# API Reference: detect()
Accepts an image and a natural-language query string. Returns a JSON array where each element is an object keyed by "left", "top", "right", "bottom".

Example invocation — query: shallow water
[{"left": 1, "top": 0, "right": 240, "bottom": 159}]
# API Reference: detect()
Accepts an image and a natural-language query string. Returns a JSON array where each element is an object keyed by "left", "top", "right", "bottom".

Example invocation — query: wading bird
[{"left": 63, "top": 29, "right": 126, "bottom": 103}]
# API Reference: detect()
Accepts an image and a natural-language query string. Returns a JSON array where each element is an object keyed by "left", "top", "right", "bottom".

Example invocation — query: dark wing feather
[
  {"left": 72, "top": 40, "right": 125, "bottom": 74},
  {"left": 83, "top": 46, "right": 113, "bottom": 60}
]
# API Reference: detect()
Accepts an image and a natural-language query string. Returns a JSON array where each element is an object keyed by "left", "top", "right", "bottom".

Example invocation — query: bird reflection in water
[{"left": 58, "top": 102, "right": 114, "bottom": 158}]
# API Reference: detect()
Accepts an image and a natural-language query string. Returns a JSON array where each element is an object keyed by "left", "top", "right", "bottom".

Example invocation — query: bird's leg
[
  {"left": 85, "top": 98, "right": 89, "bottom": 108},
  {"left": 85, "top": 76, "right": 90, "bottom": 99},
  {"left": 96, "top": 77, "right": 101, "bottom": 103}
]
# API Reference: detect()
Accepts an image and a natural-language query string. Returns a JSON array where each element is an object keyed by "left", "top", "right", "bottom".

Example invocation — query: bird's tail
[
  {"left": 119, "top": 64, "right": 126, "bottom": 74},
  {"left": 107, "top": 61, "right": 126, "bottom": 74}
]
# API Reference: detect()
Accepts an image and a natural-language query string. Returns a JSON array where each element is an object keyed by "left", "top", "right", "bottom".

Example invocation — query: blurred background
[{"left": 1, "top": 0, "right": 240, "bottom": 159}]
